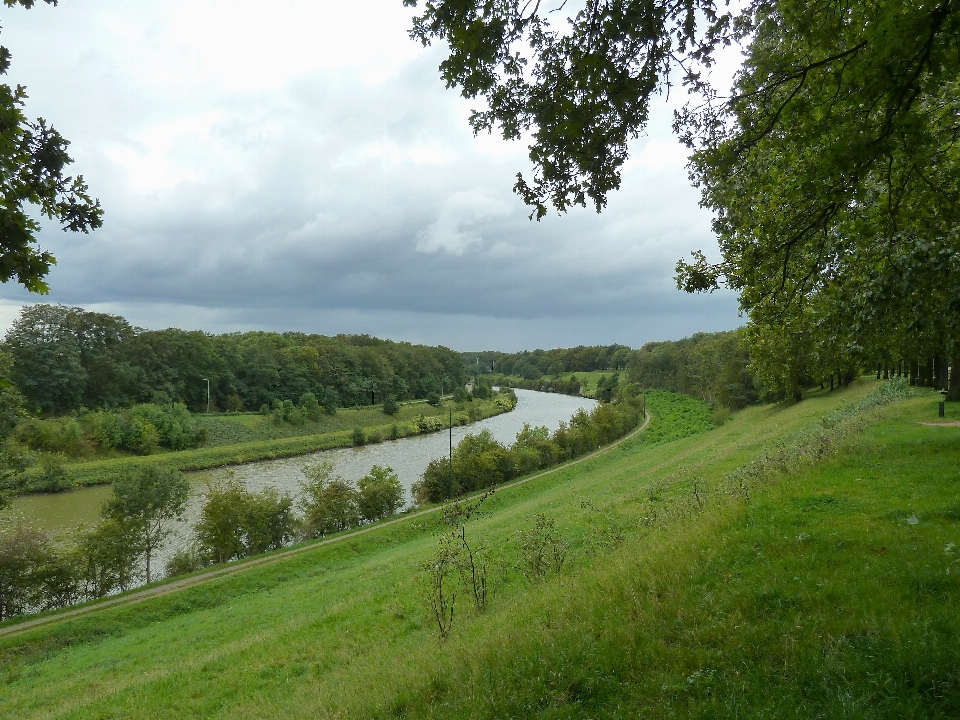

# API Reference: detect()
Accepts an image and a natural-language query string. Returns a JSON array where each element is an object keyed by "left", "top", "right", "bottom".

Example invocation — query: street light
[{"left": 202, "top": 378, "right": 210, "bottom": 414}]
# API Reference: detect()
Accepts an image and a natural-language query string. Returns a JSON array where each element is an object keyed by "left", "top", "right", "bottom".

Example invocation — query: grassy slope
[{"left": 2, "top": 383, "right": 959, "bottom": 718}]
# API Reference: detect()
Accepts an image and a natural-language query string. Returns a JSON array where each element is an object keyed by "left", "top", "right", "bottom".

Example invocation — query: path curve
[{"left": 0, "top": 409, "right": 651, "bottom": 639}]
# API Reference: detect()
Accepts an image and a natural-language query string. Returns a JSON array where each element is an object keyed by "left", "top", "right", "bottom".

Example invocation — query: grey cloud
[{"left": 0, "top": 1, "right": 743, "bottom": 349}]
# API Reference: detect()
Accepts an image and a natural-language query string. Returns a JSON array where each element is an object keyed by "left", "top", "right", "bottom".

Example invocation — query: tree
[
  {"left": 0, "top": 522, "right": 50, "bottom": 619},
  {"left": 0, "top": 0, "right": 103, "bottom": 293},
  {"left": 76, "top": 518, "right": 141, "bottom": 598},
  {"left": 409, "top": 1, "right": 960, "bottom": 391},
  {"left": 299, "top": 460, "right": 360, "bottom": 537},
  {"left": 382, "top": 395, "right": 399, "bottom": 416},
  {"left": 357, "top": 465, "right": 404, "bottom": 523},
  {"left": 102, "top": 466, "right": 189, "bottom": 583},
  {"left": 194, "top": 476, "right": 295, "bottom": 563}
]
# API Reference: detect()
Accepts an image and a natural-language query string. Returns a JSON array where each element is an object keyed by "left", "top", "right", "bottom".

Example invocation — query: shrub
[
  {"left": 426, "top": 392, "right": 441, "bottom": 407},
  {"left": 382, "top": 395, "right": 400, "bottom": 416},
  {"left": 358, "top": 465, "right": 404, "bottom": 522},
  {"left": 299, "top": 460, "right": 360, "bottom": 537},
  {"left": 194, "top": 476, "right": 296, "bottom": 563},
  {"left": 32, "top": 454, "right": 74, "bottom": 493},
  {"left": 352, "top": 427, "right": 366, "bottom": 446},
  {"left": 299, "top": 392, "right": 322, "bottom": 421}
]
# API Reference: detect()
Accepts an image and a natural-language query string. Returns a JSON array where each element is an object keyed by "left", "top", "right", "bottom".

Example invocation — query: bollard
[{"left": 940, "top": 401, "right": 945, "bottom": 418}]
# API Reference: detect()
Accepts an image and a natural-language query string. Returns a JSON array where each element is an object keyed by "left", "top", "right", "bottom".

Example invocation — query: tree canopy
[
  {"left": 0, "top": 0, "right": 103, "bottom": 292},
  {"left": 407, "top": 0, "right": 960, "bottom": 394}
]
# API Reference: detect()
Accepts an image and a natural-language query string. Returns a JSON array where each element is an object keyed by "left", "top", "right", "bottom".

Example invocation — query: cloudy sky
[{"left": 0, "top": 0, "right": 743, "bottom": 351}]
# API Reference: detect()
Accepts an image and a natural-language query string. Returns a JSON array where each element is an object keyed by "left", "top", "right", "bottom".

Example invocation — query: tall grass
[{"left": 1, "top": 382, "right": 957, "bottom": 718}]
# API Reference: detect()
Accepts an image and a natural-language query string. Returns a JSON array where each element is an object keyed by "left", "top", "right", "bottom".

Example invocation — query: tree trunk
[
  {"left": 949, "top": 357, "right": 960, "bottom": 402},
  {"left": 925, "top": 357, "right": 935, "bottom": 388},
  {"left": 829, "top": 375, "right": 834, "bottom": 391},
  {"left": 935, "top": 356, "right": 948, "bottom": 392},
  {"left": 883, "top": 366, "right": 889, "bottom": 380}
]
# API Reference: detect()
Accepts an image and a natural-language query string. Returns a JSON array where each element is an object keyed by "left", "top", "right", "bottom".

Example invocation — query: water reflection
[{"left": 8, "top": 389, "right": 597, "bottom": 570}]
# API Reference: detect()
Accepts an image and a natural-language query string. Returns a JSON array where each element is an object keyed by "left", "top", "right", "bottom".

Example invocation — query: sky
[{"left": 0, "top": 0, "right": 744, "bottom": 351}]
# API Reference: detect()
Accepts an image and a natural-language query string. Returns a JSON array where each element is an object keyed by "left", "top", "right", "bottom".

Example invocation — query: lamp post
[{"left": 202, "top": 378, "right": 210, "bottom": 414}]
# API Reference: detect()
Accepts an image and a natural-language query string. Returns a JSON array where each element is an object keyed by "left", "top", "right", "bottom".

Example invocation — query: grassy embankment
[
  {"left": 26, "top": 397, "right": 508, "bottom": 490},
  {"left": 2, "top": 382, "right": 959, "bottom": 717}
]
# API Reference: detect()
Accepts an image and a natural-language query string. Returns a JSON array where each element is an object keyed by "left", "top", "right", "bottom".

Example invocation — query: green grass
[
  {"left": 2, "top": 382, "right": 959, "bottom": 718},
  {"left": 196, "top": 399, "right": 467, "bottom": 447},
  {"left": 24, "top": 398, "right": 507, "bottom": 490}
]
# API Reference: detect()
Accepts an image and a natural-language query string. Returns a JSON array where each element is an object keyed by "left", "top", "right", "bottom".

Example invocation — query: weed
[{"left": 516, "top": 513, "right": 567, "bottom": 581}]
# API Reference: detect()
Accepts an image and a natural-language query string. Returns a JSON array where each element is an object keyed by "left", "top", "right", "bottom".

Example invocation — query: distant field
[{"left": 3, "top": 383, "right": 957, "bottom": 718}]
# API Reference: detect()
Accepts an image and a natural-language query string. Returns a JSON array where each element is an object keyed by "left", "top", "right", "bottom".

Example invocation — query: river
[{"left": 8, "top": 389, "right": 597, "bottom": 573}]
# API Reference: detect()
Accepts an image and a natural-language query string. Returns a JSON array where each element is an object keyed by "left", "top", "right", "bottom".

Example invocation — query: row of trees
[
  {"left": 0, "top": 462, "right": 407, "bottom": 620},
  {"left": 466, "top": 345, "right": 633, "bottom": 379},
  {"left": 414, "top": 392, "right": 645, "bottom": 504},
  {"left": 3, "top": 304, "right": 467, "bottom": 415},
  {"left": 410, "top": 1, "right": 960, "bottom": 405}
]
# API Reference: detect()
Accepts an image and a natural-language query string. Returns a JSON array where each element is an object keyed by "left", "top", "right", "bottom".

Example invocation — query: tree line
[
  {"left": 4, "top": 304, "right": 467, "bottom": 415},
  {"left": 414, "top": 389, "right": 645, "bottom": 504}
]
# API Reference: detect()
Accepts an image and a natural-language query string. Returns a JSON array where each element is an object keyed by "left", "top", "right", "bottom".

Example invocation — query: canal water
[{"left": 8, "top": 389, "right": 597, "bottom": 572}]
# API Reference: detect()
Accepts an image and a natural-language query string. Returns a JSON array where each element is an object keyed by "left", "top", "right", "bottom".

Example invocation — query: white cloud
[
  {"left": 0, "top": 0, "right": 744, "bottom": 349},
  {"left": 416, "top": 190, "right": 513, "bottom": 255}
]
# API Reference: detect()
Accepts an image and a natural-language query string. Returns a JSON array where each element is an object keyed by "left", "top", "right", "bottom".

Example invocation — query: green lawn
[
  {"left": 2, "top": 381, "right": 958, "bottom": 718},
  {"left": 195, "top": 398, "right": 469, "bottom": 446}
]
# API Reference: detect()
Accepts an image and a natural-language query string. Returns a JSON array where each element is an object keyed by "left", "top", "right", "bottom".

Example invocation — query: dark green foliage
[
  {"left": 414, "top": 396, "right": 646, "bottom": 504},
  {"left": 0, "top": 524, "right": 52, "bottom": 620},
  {"left": 426, "top": 392, "right": 441, "bottom": 407},
  {"left": 628, "top": 330, "right": 759, "bottom": 407},
  {"left": 471, "top": 376, "right": 493, "bottom": 400},
  {"left": 86, "top": 404, "right": 205, "bottom": 455},
  {"left": 382, "top": 395, "right": 399, "bottom": 416},
  {"left": 102, "top": 466, "right": 190, "bottom": 583},
  {"left": 357, "top": 466, "right": 404, "bottom": 522},
  {"left": 0, "top": 1, "right": 103, "bottom": 293},
  {"left": 75, "top": 519, "right": 141, "bottom": 598},
  {"left": 298, "top": 392, "right": 322, "bottom": 422},
  {"left": 31, "top": 454, "right": 73, "bottom": 493},
  {"left": 352, "top": 427, "right": 366, "bottom": 447},
  {"left": 595, "top": 374, "right": 619, "bottom": 403},
  {"left": 194, "top": 477, "right": 295, "bottom": 564},
  {"left": 2, "top": 304, "right": 467, "bottom": 415},
  {"left": 299, "top": 461, "right": 361, "bottom": 538}
]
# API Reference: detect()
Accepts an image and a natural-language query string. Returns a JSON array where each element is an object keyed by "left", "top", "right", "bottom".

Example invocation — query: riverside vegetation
[{"left": 1, "top": 378, "right": 957, "bottom": 717}]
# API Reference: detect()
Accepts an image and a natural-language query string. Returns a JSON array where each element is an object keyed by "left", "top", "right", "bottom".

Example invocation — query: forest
[{"left": 4, "top": 304, "right": 467, "bottom": 415}]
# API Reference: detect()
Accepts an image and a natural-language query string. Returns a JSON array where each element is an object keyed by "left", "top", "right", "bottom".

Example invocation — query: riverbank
[
  {"left": 3, "top": 382, "right": 956, "bottom": 717},
  {"left": 16, "top": 394, "right": 515, "bottom": 494}
]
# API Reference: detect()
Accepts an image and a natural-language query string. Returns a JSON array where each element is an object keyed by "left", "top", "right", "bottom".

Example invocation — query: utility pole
[{"left": 203, "top": 378, "right": 210, "bottom": 414}]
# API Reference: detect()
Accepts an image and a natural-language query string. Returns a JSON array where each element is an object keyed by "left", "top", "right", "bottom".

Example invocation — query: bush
[
  {"left": 352, "top": 427, "right": 366, "bottom": 446},
  {"left": 358, "top": 465, "right": 404, "bottom": 522},
  {"left": 426, "top": 392, "right": 441, "bottom": 407},
  {"left": 299, "top": 392, "right": 322, "bottom": 422},
  {"left": 382, "top": 395, "right": 399, "bottom": 416},
  {"left": 415, "top": 396, "right": 644, "bottom": 504},
  {"left": 32, "top": 454, "right": 74, "bottom": 493},
  {"left": 299, "top": 460, "right": 360, "bottom": 538},
  {"left": 194, "top": 476, "right": 296, "bottom": 564},
  {"left": 16, "top": 417, "right": 84, "bottom": 455}
]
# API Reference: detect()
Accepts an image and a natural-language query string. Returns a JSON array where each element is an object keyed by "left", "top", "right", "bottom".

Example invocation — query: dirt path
[
  {"left": 0, "top": 410, "right": 651, "bottom": 639},
  {"left": 919, "top": 421, "right": 960, "bottom": 427}
]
